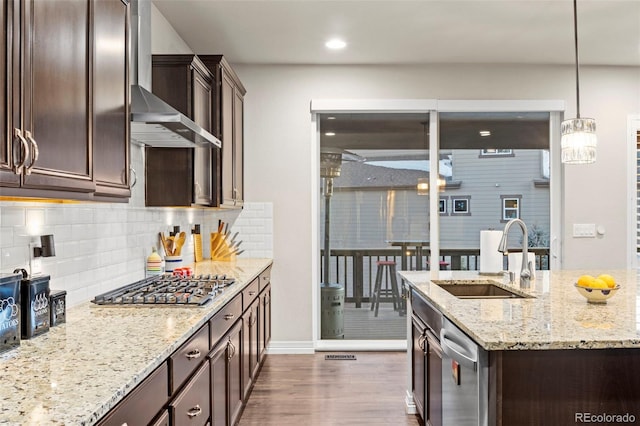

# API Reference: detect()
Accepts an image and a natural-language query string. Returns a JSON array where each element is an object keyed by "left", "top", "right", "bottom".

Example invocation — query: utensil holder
[
  {"left": 164, "top": 255, "right": 182, "bottom": 272},
  {"left": 210, "top": 232, "right": 236, "bottom": 261}
]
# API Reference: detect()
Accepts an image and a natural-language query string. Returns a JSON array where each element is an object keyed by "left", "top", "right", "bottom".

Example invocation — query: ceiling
[
  {"left": 153, "top": 0, "right": 640, "bottom": 66},
  {"left": 152, "top": 0, "right": 638, "bottom": 151}
]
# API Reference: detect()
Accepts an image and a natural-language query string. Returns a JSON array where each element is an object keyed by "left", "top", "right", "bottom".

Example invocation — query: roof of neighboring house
[{"left": 334, "top": 162, "right": 428, "bottom": 189}]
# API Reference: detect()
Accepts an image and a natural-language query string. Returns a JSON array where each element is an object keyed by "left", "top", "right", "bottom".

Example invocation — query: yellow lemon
[
  {"left": 597, "top": 274, "right": 617, "bottom": 288},
  {"left": 590, "top": 278, "right": 608, "bottom": 289},
  {"left": 577, "top": 275, "right": 596, "bottom": 288}
]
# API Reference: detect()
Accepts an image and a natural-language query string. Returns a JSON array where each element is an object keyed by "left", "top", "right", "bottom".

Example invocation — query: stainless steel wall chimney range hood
[{"left": 129, "top": 0, "right": 221, "bottom": 148}]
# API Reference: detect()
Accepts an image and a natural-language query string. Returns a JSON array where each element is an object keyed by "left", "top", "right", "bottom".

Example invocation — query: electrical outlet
[
  {"left": 573, "top": 223, "right": 596, "bottom": 238},
  {"left": 29, "top": 240, "right": 42, "bottom": 276}
]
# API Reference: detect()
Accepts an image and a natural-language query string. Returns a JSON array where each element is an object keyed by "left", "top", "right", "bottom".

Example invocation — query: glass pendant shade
[{"left": 561, "top": 117, "right": 597, "bottom": 164}]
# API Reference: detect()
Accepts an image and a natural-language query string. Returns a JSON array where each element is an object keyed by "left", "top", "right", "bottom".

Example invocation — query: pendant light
[{"left": 561, "top": 0, "right": 597, "bottom": 164}]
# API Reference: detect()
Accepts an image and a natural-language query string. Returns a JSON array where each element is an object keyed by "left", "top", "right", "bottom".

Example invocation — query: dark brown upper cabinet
[
  {"left": 93, "top": 0, "right": 131, "bottom": 199},
  {"left": 0, "top": 0, "right": 130, "bottom": 201},
  {"left": 200, "top": 55, "right": 245, "bottom": 209},
  {"left": 146, "top": 55, "right": 216, "bottom": 207}
]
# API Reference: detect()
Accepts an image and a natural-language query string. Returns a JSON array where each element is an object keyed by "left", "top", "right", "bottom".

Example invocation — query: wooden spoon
[{"left": 174, "top": 232, "right": 187, "bottom": 256}]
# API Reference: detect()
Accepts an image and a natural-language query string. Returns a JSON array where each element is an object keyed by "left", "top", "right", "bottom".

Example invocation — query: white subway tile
[
  {"left": 1, "top": 207, "right": 25, "bottom": 227},
  {"left": 0, "top": 227, "right": 13, "bottom": 248}
]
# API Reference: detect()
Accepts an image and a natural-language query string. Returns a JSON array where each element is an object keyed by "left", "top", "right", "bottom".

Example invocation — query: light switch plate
[{"left": 573, "top": 223, "right": 596, "bottom": 238}]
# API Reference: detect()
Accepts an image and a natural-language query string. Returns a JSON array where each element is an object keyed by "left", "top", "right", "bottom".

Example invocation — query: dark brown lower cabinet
[
  {"left": 151, "top": 410, "right": 170, "bottom": 426},
  {"left": 210, "top": 336, "right": 228, "bottom": 426},
  {"left": 259, "top": 285, "right": 271, "bottom": 364},
  {"left": 411, "top": 316, "right": 426, "bottom": 419},
  {"left": 209, "top": 320, "right": 243, "bottom": 426},
  {"left": 96, "top": 265, "right": 272, "bottom": 426},
  {"left": 411, "top": 290, "right": 443, "bottom": 426},
  {"left": 491, "top": 348, "right": 640, "bottom": 425},
  {"left": 425, "top": 330, "right": 442, "bottom": 426},
  {"left": 96, "top": 362, "right": 169, "bottom": 426},
  {"left": 242, "top": 297, "right": 260, "bottom": 400},
  {"left": 170, "top": 361, "right": 210, "bottom": 426}
]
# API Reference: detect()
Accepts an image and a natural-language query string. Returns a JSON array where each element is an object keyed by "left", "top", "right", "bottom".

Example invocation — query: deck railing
[{"left": 321, "top": 247, "right": 549, "bottom": 307}]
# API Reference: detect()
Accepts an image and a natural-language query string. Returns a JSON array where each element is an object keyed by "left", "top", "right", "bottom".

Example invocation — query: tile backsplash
[{"left": 0, "top": 146, "right": 273, "bottom": 307}]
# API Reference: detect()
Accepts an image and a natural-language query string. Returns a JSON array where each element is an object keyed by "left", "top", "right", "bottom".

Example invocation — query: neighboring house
[{"left": 322, "top": 149, "right": 550, "bottom": 252}]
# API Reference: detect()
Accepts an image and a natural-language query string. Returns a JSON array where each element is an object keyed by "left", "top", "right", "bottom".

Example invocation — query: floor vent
[{"left": 325, "top": 354, "right": 357, "bottom": 361}]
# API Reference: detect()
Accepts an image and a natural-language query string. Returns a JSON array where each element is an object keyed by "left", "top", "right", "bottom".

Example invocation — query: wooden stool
[{"left": 371, "top": 260, "right": 400, "bottom": 317}]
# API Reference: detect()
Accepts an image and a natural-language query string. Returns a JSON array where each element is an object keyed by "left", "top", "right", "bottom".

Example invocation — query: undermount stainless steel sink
[{"left": 431, "top": 280, "right": 533, "bottom": 299}]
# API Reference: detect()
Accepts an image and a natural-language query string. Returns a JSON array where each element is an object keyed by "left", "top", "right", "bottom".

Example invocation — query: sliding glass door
[{"left": 311, "top": 100, "right": 563, "bottom": 345}]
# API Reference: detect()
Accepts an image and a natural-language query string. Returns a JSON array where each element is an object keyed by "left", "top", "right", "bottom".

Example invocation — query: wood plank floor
[{"left": 239, "top": 352, "right": 421, "bottom": 426}]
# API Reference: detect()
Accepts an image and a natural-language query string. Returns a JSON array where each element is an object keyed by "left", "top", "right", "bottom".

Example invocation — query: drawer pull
[
  {"left": 186, "top": 405, "right": 202, "bottom": 418},
  {"left": 224, "top": 313, "right": 235, "bottom": 320},
  {"left": 248, "top": 291, "right": 256, "bottom": 296},
  {"left": 185, "top": 349, "right": 201, "bottom": 360}
]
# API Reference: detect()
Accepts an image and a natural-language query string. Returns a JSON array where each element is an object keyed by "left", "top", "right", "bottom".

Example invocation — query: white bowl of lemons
[{"left": 575, "top": 274, "right": 620, "bottom": 304}]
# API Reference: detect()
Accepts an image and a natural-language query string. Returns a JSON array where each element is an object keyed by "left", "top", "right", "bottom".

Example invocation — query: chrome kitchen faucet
[{"left": 497, "top": 219, "right": 533, "bottom": 288}]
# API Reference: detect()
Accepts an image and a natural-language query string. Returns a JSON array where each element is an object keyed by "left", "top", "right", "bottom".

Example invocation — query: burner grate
[{"left": 92, "top": 274, "right": 235, "bottom": 306}]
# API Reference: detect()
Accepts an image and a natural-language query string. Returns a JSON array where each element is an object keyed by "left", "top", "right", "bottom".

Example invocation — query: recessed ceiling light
[
  {"left": 325, "top": 39, "right": 346, "bottom": 50},
  {"left": 479, "top": 130, "right": 491, "bottom": 137},
  {"left": 325, "top": 132, "right": 336, "bottom": 136},
  {"left": 327, "top": 116, "right": 336, "bottom": 120}
]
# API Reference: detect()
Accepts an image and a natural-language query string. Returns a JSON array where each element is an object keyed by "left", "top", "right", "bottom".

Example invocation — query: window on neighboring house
[
  {"left": 439, "top": 197, "right": 448, "bottom": 215},
  {"left": 451, "top": 196, "right": 471, "bottom": 216},
  {"left": 501, "top": 195, "right": 522, "bottom": 221},
  {"left": 480, "top": 149, "right": 514, "bottom": 157}
]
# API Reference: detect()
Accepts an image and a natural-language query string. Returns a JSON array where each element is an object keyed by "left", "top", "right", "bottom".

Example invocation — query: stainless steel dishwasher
[{"left": 440, "top": 317, "right": 489, "bottom": 426}]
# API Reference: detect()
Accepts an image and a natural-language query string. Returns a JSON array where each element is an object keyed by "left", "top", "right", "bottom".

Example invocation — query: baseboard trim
[
  {"left": 315, "top": 339, "right": 407, "bottom": 352},
  {"left": 405, "top": 390, "right": 417, "bottom": 415},
  {"left": 266, "top": 340, "right": 315, "bottom": 354},
  {"left": 266, "top": 339, "right": 407, "bottom": 354}
]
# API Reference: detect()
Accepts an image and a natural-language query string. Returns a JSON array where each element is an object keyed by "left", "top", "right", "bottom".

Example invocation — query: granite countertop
[
  {"left": 0, "top": 258, "right": 272, "bottom": 426},
  {"left": 400, "top": 269, "right": 640, "bottom": 351}
]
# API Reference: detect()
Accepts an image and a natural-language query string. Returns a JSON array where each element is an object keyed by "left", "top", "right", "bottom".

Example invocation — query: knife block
[
  {"left": 210, "top": 232, "right": 236, "bottom": 261},
  {"left": 194, "top": 233, "right": 203, "bottom": 262}
]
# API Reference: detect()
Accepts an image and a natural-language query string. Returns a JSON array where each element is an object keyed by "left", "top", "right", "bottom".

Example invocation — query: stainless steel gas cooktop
[{"left": 92, "top": 274, "right": 235, "bottom": 306}]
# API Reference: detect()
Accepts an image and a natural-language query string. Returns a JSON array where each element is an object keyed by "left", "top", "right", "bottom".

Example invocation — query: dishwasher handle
[{"left": 440, "top": 330, "right": 478, "bottom": 371}]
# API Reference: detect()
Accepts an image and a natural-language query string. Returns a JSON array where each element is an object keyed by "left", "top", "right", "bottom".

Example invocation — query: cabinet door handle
[
  {"left": 186, "top": 404, "right": 202, "bottom": 418},
  {"left": 418, "top": 334, "right": 426, "bottom": 351},
  {"left": 224, "top": 313, "right": 235, "bottom": 321},
  {"left": 13, "top": 128, "right": 29, "bottom": 174},
  {"left": 23, "top": 130, "right": 39, "bottom": 175},
  {"left": 129, "top": 166, "right": 137, "bottom": 188},
  {"left": 194, "top": 182, "right": 201, "bottom": 196},
  {"left": 227, "top": 339, "right": 236, "bottom": 359},
  {"left": 185, "top": 349, "right": 201, "bottom": 360}
]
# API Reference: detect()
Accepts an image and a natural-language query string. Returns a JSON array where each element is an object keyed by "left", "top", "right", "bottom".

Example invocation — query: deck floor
[{"left": 342, "top": 302, "right": 407, "bottom": 340}]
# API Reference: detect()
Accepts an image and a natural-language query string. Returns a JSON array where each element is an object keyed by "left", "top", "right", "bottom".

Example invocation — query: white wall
[
  {"left": 233, "top": 63, "right": 639, "bottom": 346},
  {"left": 151, "top": 4, "right": 193, "bottom": 54},
  {"left": 148, "top": 4, "right": 639, "bottom": 346}
]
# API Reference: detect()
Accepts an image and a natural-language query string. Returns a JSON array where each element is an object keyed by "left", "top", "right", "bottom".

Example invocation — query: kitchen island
[
  {"left": 401, "top": 269, "right": 640, "bottom": 425},
  {"left": 0, "top": 258, "right": 272, "bottom": 425}
]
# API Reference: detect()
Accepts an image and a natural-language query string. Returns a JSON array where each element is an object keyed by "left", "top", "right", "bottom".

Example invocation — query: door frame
[
  {"left": 310, "top": 99, "right": 565, "bottom": 351},
  {"left": 627, "top": 114, "right": 640, "bottom": 268}
]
